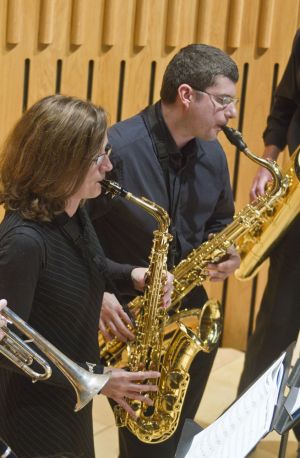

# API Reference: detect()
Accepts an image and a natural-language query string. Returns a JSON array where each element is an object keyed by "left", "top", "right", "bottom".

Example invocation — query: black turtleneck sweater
[{"left": 0, "top": 207, "right": 133, "bottom": 458}]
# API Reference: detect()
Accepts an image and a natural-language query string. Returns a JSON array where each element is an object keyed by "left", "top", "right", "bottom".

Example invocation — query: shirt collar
[{"left": 154, "top": 101, "right": 198, "bottom": 169}]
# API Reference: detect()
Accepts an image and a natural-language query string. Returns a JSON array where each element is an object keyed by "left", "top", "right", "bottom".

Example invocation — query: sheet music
[{"left": 184, "top": 352, "right": 286, "bottom": 458}]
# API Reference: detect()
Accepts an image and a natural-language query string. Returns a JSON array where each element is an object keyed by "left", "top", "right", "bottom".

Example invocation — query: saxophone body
[
  {"left": 99, "top": 126, "right": 291, "bottom": 370},
  {"left": 235, "top": 145, "right": 300, "bottom": 279},
  {"left": 101, "top": 180, "right": 209, "bottom": 444}
]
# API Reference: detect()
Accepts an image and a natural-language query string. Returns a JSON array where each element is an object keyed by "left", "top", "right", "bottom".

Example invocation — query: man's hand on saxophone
[
  {"left": 99, "top": 267, "right": 174, "bottom": 342},
  {"left": 99, "top": 292, "right": 135, "bottom": 342},
  {"left": 207, "top": 241, "right": 241, "bottom": 282}
]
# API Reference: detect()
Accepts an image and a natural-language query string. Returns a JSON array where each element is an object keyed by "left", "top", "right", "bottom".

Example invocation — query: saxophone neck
[
  {"left": 222, "top": 126, "right": 283, "bottom": 194},
  {"left": 102, "top": 179, "right": 170, "bottom": 231}
]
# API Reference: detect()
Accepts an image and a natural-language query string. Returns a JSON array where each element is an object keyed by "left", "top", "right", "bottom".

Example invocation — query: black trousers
[
  {"left": 117, "top": 286, "right": 218, "bottom": 458},
  {"left": 238, "top": 215, "right": 300, "bottom": 440}
]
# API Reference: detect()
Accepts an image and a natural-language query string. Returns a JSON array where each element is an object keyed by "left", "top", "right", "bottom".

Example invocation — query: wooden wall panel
[
  {"left": 0, "top": 0, "right": 299, "bottom": 350},
  {"left": 6, "top": 0, "right": 23, "bottom": 44}
]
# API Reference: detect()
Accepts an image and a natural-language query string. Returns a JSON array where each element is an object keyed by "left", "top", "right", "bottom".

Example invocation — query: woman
[{"left": 0, "top": 95, "right": 160, "bottom": 458}]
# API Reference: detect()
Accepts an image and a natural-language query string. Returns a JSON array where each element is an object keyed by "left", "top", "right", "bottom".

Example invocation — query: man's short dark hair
[{"left": 160, "top": 44, "right": 239, "bottom": 103}]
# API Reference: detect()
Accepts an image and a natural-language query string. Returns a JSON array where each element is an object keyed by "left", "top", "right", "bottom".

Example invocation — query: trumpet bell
[{"left": 0, "top": 307, "right": 111, "bottom": 411}]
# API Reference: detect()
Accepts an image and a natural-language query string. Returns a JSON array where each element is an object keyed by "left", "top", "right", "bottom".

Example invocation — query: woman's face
[{"left": 73, "top": 136, "right": 113, "bottom": 201}]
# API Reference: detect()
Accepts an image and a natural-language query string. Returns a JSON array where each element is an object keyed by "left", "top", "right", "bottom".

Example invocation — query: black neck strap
[{"left": 141, "top": 103, "right": 182, "bottom": 268}]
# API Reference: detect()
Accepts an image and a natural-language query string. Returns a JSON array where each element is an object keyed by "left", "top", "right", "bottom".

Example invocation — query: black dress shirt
[
  {"left": 263, "top": 29, "right": 300, "bottom": 153},
  {"left": 0, "top": 207, "right": 133, "bottom": 458},
  {"left": 89, "top": 101, "right": 234, "bottom": 306}
]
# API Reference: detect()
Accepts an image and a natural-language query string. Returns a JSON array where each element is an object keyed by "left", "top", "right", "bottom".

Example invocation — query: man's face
[{"left": 185, "top": 75, "right": 238, "bottom": 141}]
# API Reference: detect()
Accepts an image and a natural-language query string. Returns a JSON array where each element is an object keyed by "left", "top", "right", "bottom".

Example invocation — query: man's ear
[{"left": 177, "top": 84, "right": 192, "bottom": 108}]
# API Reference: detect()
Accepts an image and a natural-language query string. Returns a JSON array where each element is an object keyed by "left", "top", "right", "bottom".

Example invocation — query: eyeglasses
[
  {"left": 193, "top": 89, "right": 239, "bottom": 107},
  {"left": 92, "top": 143, "right": 112, "bottom": 166}
]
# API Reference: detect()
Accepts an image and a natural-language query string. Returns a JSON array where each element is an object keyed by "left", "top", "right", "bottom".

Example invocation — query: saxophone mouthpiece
[
  {"left": 101, "top": 179, "right": 128, "bottom": 198},
  {"left": 222, "top": 125, "right": 247, "bottom": 151}
]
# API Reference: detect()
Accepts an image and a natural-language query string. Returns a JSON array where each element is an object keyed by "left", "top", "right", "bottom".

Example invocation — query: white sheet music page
[{"left": 184, "top": 352, "right": 286, "bottom": 458}]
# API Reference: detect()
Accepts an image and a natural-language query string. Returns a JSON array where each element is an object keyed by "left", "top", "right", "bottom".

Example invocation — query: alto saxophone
[{"left": 101, "top": 180, "right": 211, "bottom": 444}]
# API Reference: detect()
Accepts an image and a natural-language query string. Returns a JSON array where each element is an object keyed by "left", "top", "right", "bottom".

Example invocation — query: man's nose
[{"left": 224, "top": 102, "right": 238, "bottom": 119}]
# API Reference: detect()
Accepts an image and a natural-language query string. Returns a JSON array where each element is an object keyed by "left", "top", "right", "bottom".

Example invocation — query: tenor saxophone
[
  {"left": 101, "top": 180, "right": 211, "bottom": 443},
  {"left": 99, "top": 126, "right": 289, "bottom": 369}
]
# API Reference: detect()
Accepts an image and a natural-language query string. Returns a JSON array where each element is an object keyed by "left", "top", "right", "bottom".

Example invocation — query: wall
[{"left": 0, "top": 0, "right": 299, "bottom": 349}]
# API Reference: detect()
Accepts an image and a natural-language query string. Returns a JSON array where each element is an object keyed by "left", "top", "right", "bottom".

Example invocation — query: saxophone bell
[{"left": 165, "top": 299, "right": 223, "bottom": 354}]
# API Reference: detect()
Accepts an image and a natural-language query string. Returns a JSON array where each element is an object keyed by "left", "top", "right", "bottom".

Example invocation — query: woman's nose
[{"left": 100, "top": 154, "right": 113, "bottom": 172}]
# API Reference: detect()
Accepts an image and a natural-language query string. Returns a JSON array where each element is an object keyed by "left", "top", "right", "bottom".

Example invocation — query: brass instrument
[
  {"left": 0, "top": 438, "right": 16, "bottom": 458},
  {"left": 101, "top": 180, "right": 215, "bottom": 444},
  {"left": 235, "top": 145, "right": 300, "bottom": 279},
  {"left": 100, "top": 126, "right": 289, "bottom": 369},
  {"left": 0, "top": 306, "right": 111, "bottom": 412}
]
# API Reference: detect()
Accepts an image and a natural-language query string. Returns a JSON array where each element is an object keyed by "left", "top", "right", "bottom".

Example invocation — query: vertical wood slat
[
  {"left": 6, "top": 0, "right": 22, "bottom": 44},
  {"left": 196, "top": 0, "right": 213, "bottom": 43},
  {"left": 257, "top": 0, "right": 275, "bottom": 49},
  {"left": 134, "top": 0, "right": 150, "bottom": 47},
  {"left": 165, "top": 0, "right": 181, "bottom": 47},
  {"left": 71, "top": 0, "right": 86, "bottom": 46},
  {"left": 227, "top": 0, "right": 245, "bottom": 48},
  {"left": 39, "top": 0, "right": 56, "bottom": 45},
  {"left": 102, "top": 0, "right": 118, "bottom": 46}
]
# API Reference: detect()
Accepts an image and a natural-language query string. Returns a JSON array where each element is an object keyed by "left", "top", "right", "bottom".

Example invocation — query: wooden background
[{"left": 0, "top": 0, "right": 299, "bottom": 350}]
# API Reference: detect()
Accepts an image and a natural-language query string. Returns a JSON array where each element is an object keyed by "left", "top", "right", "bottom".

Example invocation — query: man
[
  {"left": 90, "top": 44, "right": 241, "bottom": 457},
  {"left": 237, "top": 29, "right": 300, "bottom": 455}
]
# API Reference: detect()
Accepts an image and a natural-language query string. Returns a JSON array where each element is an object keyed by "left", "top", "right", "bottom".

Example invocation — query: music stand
[
  {"left": 175, "top": 343, "right": 300, "bottom": 458},
  {"left": 274, "top": 357, "right": 300, "bottom": 458}
]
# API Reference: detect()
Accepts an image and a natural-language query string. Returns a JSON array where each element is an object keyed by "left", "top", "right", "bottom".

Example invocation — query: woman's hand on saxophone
[
  {"left": 0, "top": 299, "right": 8, "bottom": 340},
  {"left": 101, "top": 367, "right": 160, "bottom": 419}
]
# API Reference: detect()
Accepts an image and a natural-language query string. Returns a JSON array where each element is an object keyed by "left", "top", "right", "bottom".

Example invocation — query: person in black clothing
[
  {"left": 237, "top": 29, "right": 300, "bottom": 454},
  {"left": 90, "top": 44, "right": 241, "bottom": 458},
  {"left": 0, "top": 95, "right": 162, "bottom": 458}
]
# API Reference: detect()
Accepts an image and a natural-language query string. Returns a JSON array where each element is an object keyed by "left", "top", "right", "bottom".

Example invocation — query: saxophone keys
[
  {"left": 165, "top": 370, "right": 185, "bottom": 389},
  {"left": 161, "top": 393, "right": 179, "bottom": 411}
]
